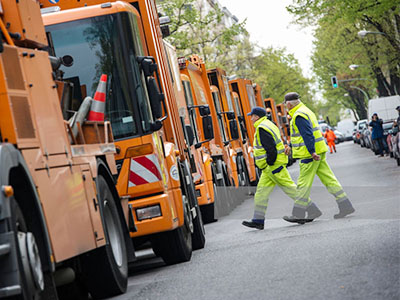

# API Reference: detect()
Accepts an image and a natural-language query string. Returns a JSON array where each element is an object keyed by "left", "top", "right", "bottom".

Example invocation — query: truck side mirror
[
  {"left": 229, "top": 119, "right": 239, "bottom": 140},
  {"left": 147, "top": 77, "right": 164, "bottom": 119},
  {"left": 202, "top": 115, "right": 214, "bottom": 140},
  {"left": 185, "top": 124, "right": 195, "bottom": 146},
  {"left": 199, "top": 105, "right": 210, "bottom": 116},
  {"left": 139, "top": 57, "right": 158, "bottom": 77},
  {"left": 226, "top": 111, "right": 235, "bottom": 120}
]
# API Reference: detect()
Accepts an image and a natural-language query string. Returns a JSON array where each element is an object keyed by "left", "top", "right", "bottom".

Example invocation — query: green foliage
[
  {"left": 287, "top": 0, "right": 400, "bottom": 120},
  {"left": 252, "top": 47, "right": 316, "bottom": 110},
  {"left": 157, "top": 0, "right": 318, "bottom": 111},
  {"left": 157, "top": 0, "right": 246, "bottom": 63}
]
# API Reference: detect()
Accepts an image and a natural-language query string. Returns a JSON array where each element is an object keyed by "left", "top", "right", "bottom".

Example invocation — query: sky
[{"left": 217, "top": 0, "right": 315, "bottom": 78}]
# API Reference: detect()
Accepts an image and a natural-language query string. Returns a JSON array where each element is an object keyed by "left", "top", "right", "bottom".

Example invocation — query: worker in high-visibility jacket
[
  {"left": 324, "top": 128, "right": 337, "bottom": 153},
  {"left": 282, "top": 92, "right": 355, "bottom": 223},
  {"left": 242, "top": 107, "right": 321, "bottom": 230}
]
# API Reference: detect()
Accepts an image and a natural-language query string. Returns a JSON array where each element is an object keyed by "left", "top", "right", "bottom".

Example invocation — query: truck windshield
[
  {"left": 246, "top": 84, "right": 257, "bottom": 108},
  {"left": 233, "top": 95, "right": 245, "bottom": 140},
  {"left": 46, "top": 12, "right": 153, "bottom": 140},
  {"left": 182, "top": 80, "right": 199, "bottom": 144},
  {"left": 211, "top": 91, "right": 227, "bottom": 142},
  {"left": 222, "top": 75, "right": 234, "bottom": 112}
]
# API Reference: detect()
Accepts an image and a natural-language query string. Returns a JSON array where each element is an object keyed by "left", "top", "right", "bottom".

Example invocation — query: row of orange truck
[{"left": 0, "top": 0, "right": 291, "bottom": 299}]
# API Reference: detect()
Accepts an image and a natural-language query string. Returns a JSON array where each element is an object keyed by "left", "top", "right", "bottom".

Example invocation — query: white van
[
  {"left": 336, "top": 119, "right": 355, "bottom": 140},
  {"left": 368, "top": 95, "right": 400, "bottom": 122}
]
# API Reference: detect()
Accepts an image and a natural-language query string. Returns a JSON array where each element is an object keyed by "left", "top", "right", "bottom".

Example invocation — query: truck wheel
[
  {"left": 9, "top": 198, "right": 45, "bottom": 300},
  {"left": 191, "top": 200, "right": 206, "bottom": 250},
  {"left": 238, "top": 155, "right": 250, "bottom": 186},
  {"left": 82, "top": 175, "right": 127, "bottom": 299},
  {"left": 151, "top": 196, "right": 192, "bottom": 265},
  {"left": 179, "top": 162, "right": 205, "bottom": 250}
]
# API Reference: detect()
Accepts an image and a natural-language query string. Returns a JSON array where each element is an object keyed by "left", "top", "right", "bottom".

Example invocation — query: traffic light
[{"left": 331, "top": 76, "right": 338, "bottom": 88}]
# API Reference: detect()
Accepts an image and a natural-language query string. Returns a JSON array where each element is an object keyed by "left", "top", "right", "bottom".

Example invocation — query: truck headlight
[{"left": 136, "top": 205, "right": 162, "bottom": 221}]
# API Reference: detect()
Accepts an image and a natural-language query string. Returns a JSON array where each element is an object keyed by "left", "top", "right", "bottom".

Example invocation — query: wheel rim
[
  {"left": 103, "top": 201, "right": 123, "bottom": 267},
  {"left": 18, "top": 231, "right": 44, "bottom": 294},
  {"left": 26, "top": 232, "right": 44, "bottom": 290}
]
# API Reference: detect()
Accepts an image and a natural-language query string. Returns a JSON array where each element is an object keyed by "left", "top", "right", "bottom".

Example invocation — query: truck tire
[
  {"left": 81, "top": 175, "right": 128, "bottom": 299},
  {"left": 238, "top": 155, "right": 250, "bottom": 186},
  {"left": 151, "top": 196, "right": 192, "bottom": 265},
  {"left": 179, "top": 161, "right": 205, "bottom": 250},
  {"left": 9, "top": 198, "right": 45, "bottom": 300}
]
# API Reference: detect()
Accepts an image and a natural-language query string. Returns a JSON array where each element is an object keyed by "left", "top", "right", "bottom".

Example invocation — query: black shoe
[
  {"left": 334, "top": 199, "right": 355, "bottom": 219},
  {"left": 283, "top": 215, "right": 313, "bottom": 224},
  {"left": 242, "top": 220, "right": 264, "bottom": 230},
  {"left": 306, "top": 203, "right": 322, "bottom": 220}
]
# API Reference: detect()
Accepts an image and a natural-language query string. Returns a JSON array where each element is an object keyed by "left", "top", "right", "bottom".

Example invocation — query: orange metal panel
[
  {"left": 81, "top": 168, "right": 106, "bottom": 247},
  {"left": 35, "top": 167, "right": 97, "bottom": 262},
  {"left": 129, "top": 192, "right": 179, "bottom": 237},
  {"left": 19, "top": 47, "right": 70, "bottom": 155},
  {"left": 2, "top": 0, "right": 47, "bottom": 47}
]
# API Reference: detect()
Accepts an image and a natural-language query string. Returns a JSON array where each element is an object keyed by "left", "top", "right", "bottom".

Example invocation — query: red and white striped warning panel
[{"left": 128, "top": 154, "right": 163, "bottom": 187}]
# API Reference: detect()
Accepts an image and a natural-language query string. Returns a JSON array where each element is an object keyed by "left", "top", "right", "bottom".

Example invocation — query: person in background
[
  {"left": 394, "top": 106, "right": 400, "bottom": 131},
  {"left": 282, "top": 92, "right": 355, "bottom": 222},
  {"left": 369, "top": 113, "right": 388, "bottom": 157},
  {"left": 324, "top": 128, "right": 337, "bottom": 154},
  {"left": 242, "top": 107, "right": 322, "bottom": 230}
]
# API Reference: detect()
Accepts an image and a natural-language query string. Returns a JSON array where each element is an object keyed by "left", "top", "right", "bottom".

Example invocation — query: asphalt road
[{"left": 109, "top": 141, "right": 400, "bottom": 300}]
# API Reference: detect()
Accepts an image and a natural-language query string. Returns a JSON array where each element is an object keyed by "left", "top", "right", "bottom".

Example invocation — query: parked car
[
  {"left": 360, "top": 127, "right": 372, "bottom": 148},
  {"left": 387, "top": 129, "right": 395, "bottom": 157},
  {"left": 334, "top": 130, "right": 345, "bottom": 144},
  {"left": 391, "top": 130, "right": 400, "bottom": 166},
  {"left": 355, "top": 119, "right": 368, "bottom": 145},
  {"left": 337, "top": 119, "right": 355, "bottom": 141},
  {"left": 368, "top": 96, "right": 400, "bottom": 123},
  {"left": 352, "top": 128, "right": 357, "bottom": 143}
]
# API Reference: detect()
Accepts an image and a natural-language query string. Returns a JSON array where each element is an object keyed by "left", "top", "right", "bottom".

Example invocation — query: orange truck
[
  {"left": 163, "top": 42, "right": 217, "bottom": 223},
  {"left": 263, "top": 97, "right": 293, "bottom": 165},
  {"left": 253, "top": 83, "right": 264, "bottom": 107},
  {"left": 179, "top": 56, "right": 239, "bottom": 218},
  {"left": 0, "top": 0, "right": 134, "bottom": 299},
  {"left": 207, "top": 67, "right": 254, "bottom": 187},
  {"left": 40, "top": 0, "right": 206, "bottom": 266},
  {"left": 229, "top": 78, "right": 260, "bottom": 179}
]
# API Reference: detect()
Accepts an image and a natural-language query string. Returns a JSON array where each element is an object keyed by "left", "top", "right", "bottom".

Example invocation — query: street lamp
[
  {"left": 357, "top": 30, "right": 386, "bottom": 38},
  {"left": 349, "top": 64, "right": 359, "bottom": 70}
]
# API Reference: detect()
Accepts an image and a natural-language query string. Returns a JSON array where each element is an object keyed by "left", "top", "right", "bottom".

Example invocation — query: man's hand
[
  {"left": 284, "top": 145, "right": 291, "bottom": 156},
  {"left": 311, "top": 152, "right": 320, "bottom": 161}
]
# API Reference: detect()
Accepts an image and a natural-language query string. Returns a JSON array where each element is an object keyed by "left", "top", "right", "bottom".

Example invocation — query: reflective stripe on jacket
[
  {"left": 289, "top": 102, "right": 328, "bottom": 158},
  {"left": 253, "top": 116, "right": 288, "bottom": 169}
]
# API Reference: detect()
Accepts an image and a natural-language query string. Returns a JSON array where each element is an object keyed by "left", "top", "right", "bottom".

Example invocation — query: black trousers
[{"left": 374, "top": 138, "right": 388, "bottom": 155}]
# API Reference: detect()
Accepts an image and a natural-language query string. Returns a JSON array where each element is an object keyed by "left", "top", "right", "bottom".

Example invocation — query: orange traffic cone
[{"left": 87, "top": 74, "right": 107, "bottom": 121}]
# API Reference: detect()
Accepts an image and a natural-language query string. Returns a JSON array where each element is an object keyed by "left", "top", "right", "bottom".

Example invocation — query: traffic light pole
[{"left": 349, "top": 85, "right": 369, "bottom": 101}]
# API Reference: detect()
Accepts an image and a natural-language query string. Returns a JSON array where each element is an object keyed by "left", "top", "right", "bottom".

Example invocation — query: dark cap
[
  {"left": 247, "top": 107, "right": 266, "bottom": 118},
  {"left": 396, "top": 106, "right": 400, "bottom": 110},
  {"left": 284, "top": 92, "right": 300, "bottom": 102}
]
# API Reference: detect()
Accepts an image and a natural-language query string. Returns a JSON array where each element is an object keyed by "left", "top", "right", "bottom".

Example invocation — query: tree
[
  {"left": 252, "top": 47, "right": 316, "bottom": 110},
  {"left": 286, "top": 0, "right": 400, "bottom": 121},
  {"left": 157, "top": 0, "right": 246, "bottom": 64}
]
